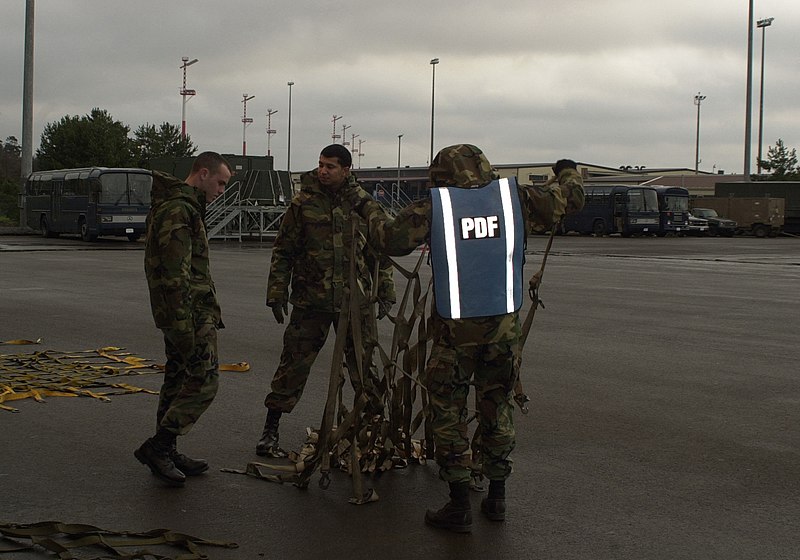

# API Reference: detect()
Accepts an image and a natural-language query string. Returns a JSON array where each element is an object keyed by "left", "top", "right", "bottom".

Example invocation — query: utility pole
[
  {"left": 694, "top": 93, "right": 706, "bottom": 174},
  {"left": 242, "top": 94, "right": 255, "bottom": 156},
  {"left": 331, "top": 115, "right": 342, "bottom": 144},
  {"left": 266, "top": 108, "right": 278, "bottom": 157},
  {"left": 180, "top": 57, "right": 198, "bottom": 140}
]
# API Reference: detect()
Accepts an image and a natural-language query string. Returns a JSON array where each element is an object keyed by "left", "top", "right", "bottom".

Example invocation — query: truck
[
  {"left": 690, "top": 197, "right": 784, "bottom": 237},
  {"left": 715, "top": 181, "right": 799, "bottom": 234}
]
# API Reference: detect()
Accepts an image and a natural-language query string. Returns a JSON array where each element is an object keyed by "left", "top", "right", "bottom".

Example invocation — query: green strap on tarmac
[{"left": 0, "top": 521, "right": 237, "bottom": 559}]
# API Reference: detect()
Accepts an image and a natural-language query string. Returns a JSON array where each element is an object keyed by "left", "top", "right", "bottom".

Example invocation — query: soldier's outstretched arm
[{"left": 520, "top": 160, "right": 584, "bottom": 232}]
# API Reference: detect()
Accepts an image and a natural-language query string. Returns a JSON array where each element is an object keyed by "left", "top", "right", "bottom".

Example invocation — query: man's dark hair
[
  {"left": 191, "top": 151, "right": 232, "bottom": 175},
  {"left": 320, "top": 144, "right": 352, "bottom": 168}
]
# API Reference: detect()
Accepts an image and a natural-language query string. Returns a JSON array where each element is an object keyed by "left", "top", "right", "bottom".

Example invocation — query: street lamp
[
  {"left": 331, "top": 115, "right": 342, "bottom": 143},
  {"left": 694, "top": 92, "right": 706, "bottom": 174},
  {"left": 241, "top": 94, "right": 255, "bottom": 156},
  {"left": 756, "top": 17, "right": 774, "bottom": 175},
  {"left": 342, "top": 124, "right": 351, "bottom": 147},
  {"left": 429, "top": 58, "right": 439, "bottom": 165},
  {"left": 287, "top": 81, "right": 294, "bottom": 173},
  {"left": 396, "top": 134, "right": 403, "bottom": 214},
  {"left": 266, "top": 108, "right": 278, "bottom": 157},
  {"left": 357, "top": 139, "right": 366, "bottom": 169},
  {"left": 744, "top": 0, "right": 754, "bottom": 180},
  {"left": 180, "top": 57, "right": 198, "bottom": 141}
]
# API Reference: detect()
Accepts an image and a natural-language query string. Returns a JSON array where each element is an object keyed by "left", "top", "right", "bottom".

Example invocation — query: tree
[
  {"left": 36, "top": 108, "right": 134, "bottom": 170},
  {"left": 758, "top": 138, "right": 800, "bottom": 180},
  {"left": 133, "top": 122, "right": 196, "bottom": 168},
  {"left": 0, "top": 136, "right": 22, "bottom": 225}
]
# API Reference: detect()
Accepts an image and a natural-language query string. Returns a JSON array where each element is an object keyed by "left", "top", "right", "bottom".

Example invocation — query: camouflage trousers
[
  {"left": 157, "top": 323, "right": 219, "bottom": 436},
  {"left": 426, "top": 338, "right": 518, "bottom": 484},
  {"left": 264, "top": 306, "right": 380, "bottom": 414}
]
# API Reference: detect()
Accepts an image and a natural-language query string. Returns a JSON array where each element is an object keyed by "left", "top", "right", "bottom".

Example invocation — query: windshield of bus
[
  {"left": 627, "top": 189, "right": 659, "bottom": 212},
  {"left": 663, "top": 195, "right": 688, "bottom": 212},
  {"left": 98, "top": 173, "right": 152, "bottom": 205}
]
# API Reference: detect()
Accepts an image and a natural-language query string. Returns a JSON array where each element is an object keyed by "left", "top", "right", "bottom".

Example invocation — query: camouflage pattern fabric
[
  {"left": 426, "top": 339, "right": 517, "bottom": 483},
  {"left": 266, "top": 169, "right": 395, "bottom": 312},
  {"left": 157, "top": 324, "right": 219, "bottom": 436},
  {"left": 145, "top": 171, "right": 222, "bottom": 435},
  {"left": 264, "top": 306, "right": 381, "bottom": 414},
  {"left": 343, "top": 144, "right": 585, "bottom": 483}
]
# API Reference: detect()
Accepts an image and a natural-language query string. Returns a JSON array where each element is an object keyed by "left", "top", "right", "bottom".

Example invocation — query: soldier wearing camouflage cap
[
  {"left": 344, "top": 144, "right": 584, "bottom": 532},
  {"left": 256, "top": 144, "right": 396, "bottom": 458},
  {"left": 136, "top": 151, "right": 232, "bottom": 487}
]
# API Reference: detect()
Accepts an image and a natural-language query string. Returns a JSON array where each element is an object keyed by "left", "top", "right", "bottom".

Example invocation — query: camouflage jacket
[
  {"left": 266, "top": 169, "right": 396, "bottom": 313},
  {"left": 351, "top": 168, "right": 585, "bottom": 346},
  {"left": 144, "top": 171, "right": 221, "bottom": 353}
]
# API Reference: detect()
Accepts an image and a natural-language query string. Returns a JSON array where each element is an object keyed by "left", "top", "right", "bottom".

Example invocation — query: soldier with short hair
[
  {"left": 256, "top": 144, "right": 396, "bottom": 457},
  {"left": 343, "top": 144, "right": 584, "bottom": 532},
  {"left": 136, "top": 151, "right": 232, "bottom": 487}
]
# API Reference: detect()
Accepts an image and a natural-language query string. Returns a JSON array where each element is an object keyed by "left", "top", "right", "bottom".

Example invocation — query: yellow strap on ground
[{"left": 0, "top": 339, "right": 42, "bottom": 345}]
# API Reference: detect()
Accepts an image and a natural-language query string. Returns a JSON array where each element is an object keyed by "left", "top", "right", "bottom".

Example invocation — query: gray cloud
[{"left": 1, "top": 0, "right": 797, "bottom": 175}]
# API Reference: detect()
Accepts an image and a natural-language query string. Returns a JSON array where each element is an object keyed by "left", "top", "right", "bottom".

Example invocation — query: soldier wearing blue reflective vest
[{"left": 343, "top": 144, "right": 584, "bottom": 533}]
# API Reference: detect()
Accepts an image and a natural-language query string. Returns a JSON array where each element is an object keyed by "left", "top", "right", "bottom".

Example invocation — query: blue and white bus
[
  {"left": 561, "top": 184, "right": 660, "bottom": 236},
  {"left": 25, "top": 167, "right": 151, "bottom": 241}
]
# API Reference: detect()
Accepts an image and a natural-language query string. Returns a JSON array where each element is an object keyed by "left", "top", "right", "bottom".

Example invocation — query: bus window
[
  {"left": 129, "top": 173, "right": 152, "bottom": 205},
  {"left": 99, "top": 173, "right": 129, "bottom": 205}
]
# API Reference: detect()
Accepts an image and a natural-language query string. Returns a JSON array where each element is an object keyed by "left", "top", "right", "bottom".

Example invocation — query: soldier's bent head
[{"left": 429, "top": 144, "right": 498, "bottom": 189}]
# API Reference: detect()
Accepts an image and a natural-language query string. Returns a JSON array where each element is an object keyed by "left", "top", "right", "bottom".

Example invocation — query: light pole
[
  {"left": 241, "top": 94, "right": 255, "bottom": 156},
  {"left": 396, "top": 134, "right": 403, "bottom": 213},
  {"left": 266, "top": 108, "right": 278, "bottom": 157},
  {"left": 287, "top": 81, "right": 294, "bottom": 173},
  {"left": 756, "top": 17, "right": 774, "bottom": 175},
  {"left": 342, "top": 124, "right": 351, "bottom": 147},
  {"left": 357, "top": 139, "right": 366, "bottom": 168},
  {"left": 331, "top": 115, "right": 342, "bottom": 143},
  {"left": 429, "top": 58, "right": 439, "bottom": 165},
  {"left": 744, "top": 0, "right": 754, "bottom": 180},
  {"left": 180, "top": 57, "right": 198, "bottom": 141},
  {"left": 694, "top": 92, "right": 706, "bottom": 174},
  {"left": 351, "top": 133, "right": 359, "bottom": 154},
  {"left": 20, "top": 0, "right": 34, "bottom": 228}
]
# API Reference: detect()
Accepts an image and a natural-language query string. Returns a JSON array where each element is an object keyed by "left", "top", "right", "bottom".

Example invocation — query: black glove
[
  {"left": 268, "top": 300, "right": 289, "bottom": 324},
  {"left": 553, "top": 159, "right": 578, "bottom": 176},
  {"left": 377, "top": 299, "right": 394, "bottom": 320}
]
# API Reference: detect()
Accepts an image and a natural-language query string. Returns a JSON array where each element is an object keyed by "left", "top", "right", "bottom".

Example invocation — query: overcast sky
[{"left": 1, "top": 1, "right": 798, "bottom": 175}]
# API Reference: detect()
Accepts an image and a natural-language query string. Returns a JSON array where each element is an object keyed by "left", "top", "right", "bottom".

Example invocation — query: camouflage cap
[{"left": 429, "top": 144, "right": 498, "bottom": 189}]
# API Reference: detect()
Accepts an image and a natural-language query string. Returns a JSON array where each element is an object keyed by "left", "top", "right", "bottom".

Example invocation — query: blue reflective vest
[{"left": 429, "top": 177, "right": 525, "bottom": 319}]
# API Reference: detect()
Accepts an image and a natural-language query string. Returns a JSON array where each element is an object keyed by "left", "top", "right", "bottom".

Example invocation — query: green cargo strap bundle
[{"left": 0, "top": 521, "right": 237, "bottom": 559}]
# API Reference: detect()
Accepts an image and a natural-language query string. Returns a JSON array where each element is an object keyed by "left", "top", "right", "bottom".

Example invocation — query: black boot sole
[
  {"left": 134, "top": 448, "right": 185, "bottom": 487},
  {"left": 424, "top": 512, "right": 472, "bottom": 533}
]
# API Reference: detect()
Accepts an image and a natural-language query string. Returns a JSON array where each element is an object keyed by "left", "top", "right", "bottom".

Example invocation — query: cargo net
[
  {"left": 228, "top": 225, "right": 511, "bottom": 503},
  {"left": 0, "top": 342, "right": 161, "bottom": 413}
]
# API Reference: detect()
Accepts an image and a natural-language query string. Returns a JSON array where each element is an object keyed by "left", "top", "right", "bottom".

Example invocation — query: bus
[
  {"left": 651, "top": 185, "right": 690, "bottom": 236},
  {"left": 561, "top": 184, "right": 660, "bottom": 236},
  {"left": 24, "top": 167, "right": 152, "bottom": 241}
]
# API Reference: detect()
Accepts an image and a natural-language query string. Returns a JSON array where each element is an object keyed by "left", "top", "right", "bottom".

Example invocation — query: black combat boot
[
  {"left": 480, "top": 479, "right": 506, "bottom": 521},
  {"left": 134, "top": 429, "right": 186, "bottom": 487},
  {"left": 424, "top": 481, "right": 472, "bottom": 533},
  {"left": 169, "top": 442, "right": 209, "bottom": 476},
  {"left": 255, "top": 409, "right": 287, "bottom": 458}
]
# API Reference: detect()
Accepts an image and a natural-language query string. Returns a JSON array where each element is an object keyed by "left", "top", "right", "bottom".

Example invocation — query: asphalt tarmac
[{"left": 1, "top": 233, "right": 799, "bottom": 559}]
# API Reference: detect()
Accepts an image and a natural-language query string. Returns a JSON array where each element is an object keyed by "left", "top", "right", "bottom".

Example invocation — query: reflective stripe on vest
[{"left": 429, "top": 177, "right": 525, "bottom": 319}]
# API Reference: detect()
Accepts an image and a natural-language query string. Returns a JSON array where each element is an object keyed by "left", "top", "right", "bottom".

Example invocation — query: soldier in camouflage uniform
[
  {"left": 256, "top": 144, "right": 396, "bottom": 457},
  {"left": 344, "top": 144, "right": 584, "bottom": 532},
  {"left": 136, "top": 152, "right": 232, "bottom": 487}
]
